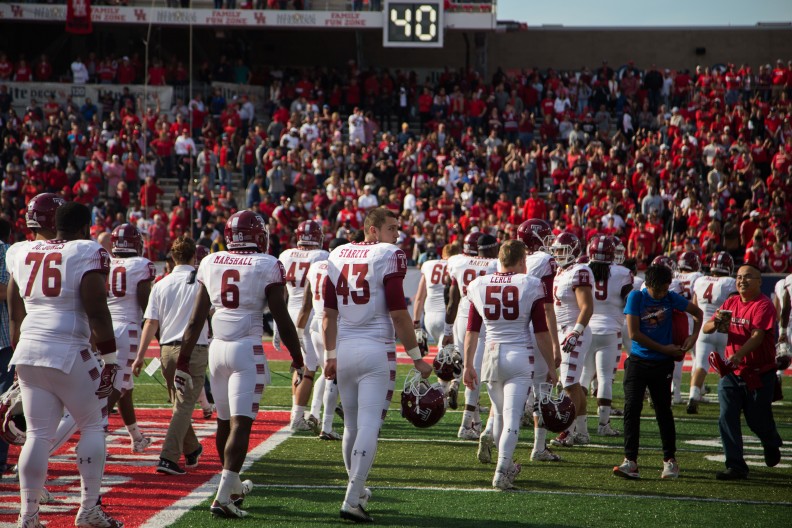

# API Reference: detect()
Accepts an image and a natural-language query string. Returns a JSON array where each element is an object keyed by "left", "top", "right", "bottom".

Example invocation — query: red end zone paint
[{"left": 0, "top": 409, "right": 289, "bottom": 527}]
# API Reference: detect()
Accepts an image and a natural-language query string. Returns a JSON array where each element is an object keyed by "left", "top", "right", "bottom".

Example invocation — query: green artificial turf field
[{"left": 131, "top": 356, "right": 792, "bottom": 528}]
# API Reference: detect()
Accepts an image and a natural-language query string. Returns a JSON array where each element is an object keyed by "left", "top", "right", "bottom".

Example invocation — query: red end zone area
[{"left": 0, "top": 409, "right": 290, "bottom": 527}]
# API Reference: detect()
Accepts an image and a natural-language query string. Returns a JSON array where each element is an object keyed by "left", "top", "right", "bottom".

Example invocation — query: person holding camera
[{"left": 703, "top": 264, "right": 783, "bottom": 480}]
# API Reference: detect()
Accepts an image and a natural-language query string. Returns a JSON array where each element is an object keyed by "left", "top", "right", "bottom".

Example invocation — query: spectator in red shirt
[
  {"left": 34, "top": 54, "right": 53, "bottom": 82},
  {"left": 628, "top": 214, "right": 657, "bottom": 268},
  {"left": 140, "top": 176, "right": 164, "bottom": 217},
  {"left": 522, "top": 187, "right": 547, "bottom": 221}
]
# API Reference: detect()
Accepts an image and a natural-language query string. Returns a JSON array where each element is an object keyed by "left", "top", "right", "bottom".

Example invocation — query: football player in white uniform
[
  {"left": 177, "top": 211, "right": 304, "bottom": 518},
  {"left": 549, "top": 232, "right": 594, "bottom": 447},
  {"left": 464, "top": 240, "right": 558, "bottom": 490},
  {"left": 8, "top": 202, "right": 122, "bottom": 528},
  {"left": 413, "top": 243, "right": 460, "bottom": 405},
  {"left": 580, "top": 236, "right": 634, "bottom": 436},
  {"left": 672, "top": 251, "right": 704, "bottom": 404},
  {"left": 500, "top": 219, "right": 562, "bottom": 463},
  {"left": 278, "top": 220, "right": 330, "bottom": 432},
  {"left": 322, "top": 207, "right": 433, "bottom": 523},
  {"left": 105, "top": 224, "right": 156, "bottom": 453},
  {"left": 444, "top": 232, "right": 499, "bottom": 440},
  {"left": 295, "top": 238, "right": 349, "bottom": 440},
  {"left": 687, "top": 251, "right": 737, "bottom": 413}
]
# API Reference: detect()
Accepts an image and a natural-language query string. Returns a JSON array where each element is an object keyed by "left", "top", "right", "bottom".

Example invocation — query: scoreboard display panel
[{"left": 383, "top": 1, "right": 444, "bottom": 48}]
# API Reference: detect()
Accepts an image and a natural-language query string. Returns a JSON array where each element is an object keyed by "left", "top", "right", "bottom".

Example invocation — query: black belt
[{"left": 160, "top": 341, "right": 182, "bottom": 347}]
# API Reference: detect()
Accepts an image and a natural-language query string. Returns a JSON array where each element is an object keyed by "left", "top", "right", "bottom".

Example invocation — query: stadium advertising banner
[
  {"left": 2, "top": 81, "right": 173, "bottom": 116},
  {"left": 0, "top": 4, "right": 493, "bottom": 29}
]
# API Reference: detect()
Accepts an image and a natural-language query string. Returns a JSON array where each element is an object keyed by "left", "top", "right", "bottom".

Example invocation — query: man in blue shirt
[{"left": 613, "top": 264, "right": 703, "bottom": 480}]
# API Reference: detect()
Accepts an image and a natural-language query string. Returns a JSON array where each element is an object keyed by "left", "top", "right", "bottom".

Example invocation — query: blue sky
[{"left": 497, "top": 0, "right": 792, "bottom": 26}]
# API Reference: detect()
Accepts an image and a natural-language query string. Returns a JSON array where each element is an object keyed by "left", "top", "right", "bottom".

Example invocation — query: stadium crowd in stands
[{"left": 1, "top": 52, "right": 792, "bottom": 271}]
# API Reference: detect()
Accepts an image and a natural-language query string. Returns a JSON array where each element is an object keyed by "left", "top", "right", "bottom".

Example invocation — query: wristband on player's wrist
[
  {"left": 443, "top": 323, "right": 454, "bottom": 336},
  {"left": 572, "top": 323, "right": 585, "bottom": 335},
  {"left": 406, "top": 346, "right": 422, "bottom": 360},
  {"left": 326, "top": 349, "right": 337, "bottom": 360}
]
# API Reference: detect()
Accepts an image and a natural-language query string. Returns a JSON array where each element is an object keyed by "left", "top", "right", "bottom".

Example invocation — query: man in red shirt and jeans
[{"left": 703, "top": 264, "right": 783, "bottom": 480}]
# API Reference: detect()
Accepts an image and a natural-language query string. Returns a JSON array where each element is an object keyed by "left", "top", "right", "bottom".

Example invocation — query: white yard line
[
  {"left": 248, "top": 483, "right": 792, "bottom": 507},
  {"left": 139, "top": 426, "right": 293, "bottom": 528}
]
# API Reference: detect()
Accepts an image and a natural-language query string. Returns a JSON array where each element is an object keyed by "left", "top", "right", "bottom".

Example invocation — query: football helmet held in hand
[
  {"left": 776, "top": 342, "right": 791, "bottom": 371},
  {"left": 0, "top": 381, "right": 26, "bottom": 446},
  {"left": 433, "top": 344, "right": 463, "bottom": 381},
  {"left": 401, "top": 368, "right": 446, "bottom": 428},
  {"left": 538, "top": 382, "right": 576, "bottom": 433}
]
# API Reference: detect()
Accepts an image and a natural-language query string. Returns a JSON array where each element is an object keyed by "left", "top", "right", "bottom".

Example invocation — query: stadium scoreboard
[{"left": 383, "top": 0, "right": 444, "bottom": 48}]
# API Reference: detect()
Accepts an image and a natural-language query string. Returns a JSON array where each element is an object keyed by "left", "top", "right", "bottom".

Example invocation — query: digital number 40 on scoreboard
[{"left": 383, "top": 0, "right": 444, "bottom": 48}]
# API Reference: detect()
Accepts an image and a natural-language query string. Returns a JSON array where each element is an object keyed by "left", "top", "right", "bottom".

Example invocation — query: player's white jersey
[
  {"left": 279, "top": 247, "right": 330, "bottom": 313},
  {"left": 524, "top": 250, "right": 557, "bottom": 284},
  {"left": 590, "top": 264, "right": 633, "bottom": 334},
  {"left": 553, "top": 263, "right": 593, "bottom": 328},
  {"left": 197, "top": 251, "right": 285, "bottom": 341},
  {"left": 676, "top": 271, "right": 703, "bottom": 301},
  {"left": 633, "top": 275, "right": 645, "bottom": 291},
  {"left": 306, "top": 260, "right": 329, "bottom": 314},
  {"left": 420, "top": 258, "right": 448, "bottom": 313},
  {"left": 447, "top": 254, "right": 498, "bottom": 320},
  {"left": 467, "top": 272, "right": 546, "bottom": 347},
  {"left": 8, "top": 239, "right": 110, "bottom": 372},
  {"left": 326, "top": 242, "right": 407, "bottom": 343},
  {"left": 107, "top": 256, "right": 156, "bottom": 325},
  {"left": 693, "top": 275, "right": 737, "bottom": 322}
]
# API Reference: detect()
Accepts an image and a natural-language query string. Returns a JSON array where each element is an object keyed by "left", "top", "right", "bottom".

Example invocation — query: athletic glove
[{"left": 561, "top": 330, "right": 581, "bottom": 355}]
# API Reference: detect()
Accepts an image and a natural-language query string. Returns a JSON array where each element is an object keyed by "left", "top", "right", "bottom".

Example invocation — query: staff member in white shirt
[{"left": 132, "top": 236, "right": 209, "bottom": 475}]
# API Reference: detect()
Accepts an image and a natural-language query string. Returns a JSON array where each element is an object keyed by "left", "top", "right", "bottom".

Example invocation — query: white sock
[
  {"left": 292, "top": 405, "right": 306, "bottom": 424},
  {"left": 322, "top": 379, "right": 339, "bottom": 433},
  {"left": 462, "top": 410, "right": 475, "bottom": 428},
  {"left": 533, "top": 422, "right": 547, "bottom": 453},
  {"left": 20, "top": 489, "right": 40, "bottom": 518},
  {"left": 690, "top": 386, "right": 701, "bottom": 401},
  {"left": 215, "top": 469, "right": 240, "bottom": 504},
  {"left": 598, "top": 406, "right": 610, "bottom": 426},
  {"left": 575, "top": 415, "right": 587, "bottom": 434},
  {"left": 126, "top": 422, "right": 143, "bottom": 442}
]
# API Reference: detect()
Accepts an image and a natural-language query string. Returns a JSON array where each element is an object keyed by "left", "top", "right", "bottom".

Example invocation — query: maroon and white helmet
[
  {"left": 587, "top": 235, "right": 616, "bottom": 264},
  {"left": 517, "top": 219, "right": 555, "bottom": 254},
  {"left": 225, "top": 211, "right": 269, "bottom": 253},
  {"left": 433, "top": 344, "right": 463, "bottom": 382},
  {"left": 401, "top": 368, "right": 446, "bottom": 428},
  {"left": 463, "top": 231, "right": 483, "bottom": 256},
  {"left": 194, "top": 245, "right": 210, "bottom": 266},
  {"left": 678, "top": 251, "right": 701, "bottom": 272},
  {"left": 111, "top": 223, "right": 143, "bottom": 256},
  {"left": 612, "top": 236, "right": 626, "bottom": 265},
  {"left": 26, "top": 192, "right": 66, "bottom": 232},
  {"left": 549, "top": 232, "right": 582, "bottom": 267},
  {"left": 0, "top": 381, "right": 26, "bottom": 446},
  {"left": 652, "top": 255, "right": 678, "bottom": 273},
  {"left": 538, "top": 383, "right": 576, "bottom": 433},
  {"left": 709, "top": 251, "right": 734, "bottom": 276},
  {"left": 296, "top": 220, "right": 323, "bottom": 247}
]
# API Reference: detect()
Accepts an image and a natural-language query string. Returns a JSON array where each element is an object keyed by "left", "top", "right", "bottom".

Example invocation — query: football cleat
[
  {"left": 340, "top": 502, "right": 373, "bottom": 523},
  {"left": 17, "top": 512, "right": 43, "bottom": 528},
  {"left": 202, "top": 405, "right": 215, "bottom": 420},
  {"left": 530, "top": 448, "right": 562, "bottom": 462},
  {"left": 447, "top": 382, "right": 459, "bottom": 410},
  {"left": 661, "top": 458, "right": 680, "bottom": 479},
  {"left": 210, "top": 500, "right": 249, "bottom": 519},
  {"left": 477, "top": 432, "right": 494, "bottom": 464},
  {"left": 132, "top": 436, "right": 152, "bottom": 453},
  {"left": 457, "top": 422, "right": 481, "bottom": 441},
  {"left": 550, "top": 431, "right": 574, "bottom": 447},
  {"left": 597, "top": 423, "right": 621, "bottom": 436},
  {"left": 572, "top": 431, "right": 590, "bottom": 445},
  {"left": 231, "top": 479, "right": 254, "bottom": 507},
  {"left": 291, "top": 417, "right": 314, "bottom": 432},
  {"left": 306, "top": 415, "right": 321, "bottom": 435},
  {"left": 492, "top": 462, "right": 521, "bottom": 491},
  {"left": 320, "top": 430, "right": 342, "bottom": 441},
  {"left": 686, "top": 399, "right": 699, "bottom": 415},
  {"left": 613, "top": 458, "right": 640, "bottom": 480},
  {"left": 358, "top": 487, "right": 372, "bottom": 510},
  {"left": 74, "top": 504, "right": 124, "bottom": 527}
]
